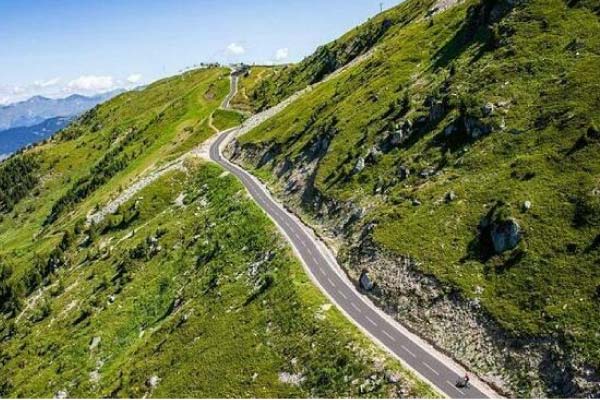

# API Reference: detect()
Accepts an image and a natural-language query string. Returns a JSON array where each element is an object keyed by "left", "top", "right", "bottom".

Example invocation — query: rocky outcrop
[
  {"left": 341, "top": 238, "right": 600, "bottom": 398},
  {"left": 229, "top": 135, "right": 599, "bottom": 397}
]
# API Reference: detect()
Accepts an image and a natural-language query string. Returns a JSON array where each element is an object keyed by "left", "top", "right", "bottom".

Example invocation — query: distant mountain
[
  {"left": 0, "top": 90, "right": 123, "bottom": 131},
  {"left": 0, "top": 116, "right": 73, "bottom": 156}
]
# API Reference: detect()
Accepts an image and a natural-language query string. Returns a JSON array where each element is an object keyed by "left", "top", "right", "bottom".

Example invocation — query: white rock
[
  {"left": 278, "top": 372, "right": 305, "bottom": 386},
  {"left": 89, "top": 336, "right": 101, "bottom": 351},
  {"left": 148, "top": 375, "right": 161, "bottom": 388}
]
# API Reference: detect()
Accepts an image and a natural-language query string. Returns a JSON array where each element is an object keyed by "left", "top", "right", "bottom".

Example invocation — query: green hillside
[
  {"left": 0, "top": 68, "right": 434, "bottom": 397},
  {"left": 231, "top": 0, "right": 600, "bottom": 397}
]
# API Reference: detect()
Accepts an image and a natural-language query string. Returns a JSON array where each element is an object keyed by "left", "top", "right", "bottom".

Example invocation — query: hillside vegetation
[
  {"left": 231, "top": 0, "right": 600, "bottom": 397},
  {"left": 230, "top": 66, "right": 282, "bottom": 113},
  {"left": 0, "top": 67, "right": 433, "bottom": 397}
]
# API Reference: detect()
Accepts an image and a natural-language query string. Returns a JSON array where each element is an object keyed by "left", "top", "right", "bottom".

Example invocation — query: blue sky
[{"left": 0, "top": 0, "right": 396, "bottom": 104}]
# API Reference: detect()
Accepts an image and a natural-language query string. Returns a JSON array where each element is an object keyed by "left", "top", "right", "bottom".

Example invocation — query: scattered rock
[
  {"left": 353, "top": 157, "right": 365, "bottom": 174},
  {"left": 55, "top": 390, "right": 68, "bottom": 399},
  {"left": 483, "top": 102, "right": 495, "bottom": 116},
  {"left": 174, "top": 192, "right": 186, "bottom": 207},
  {"left": 365, "top": 146, "right": 382, "bottom": 164},
  {"left": 316, "top": 303, "right": 333, "bottom": 320},
  {"left": 359, "top": 270, "right": 374, "bottom": 291},
  {"left": 89, "top": 336, "right": 101, "bottom": 351},
  {"left": 148, "top": 375, "right": 161, "bottom": 388},
  {"left": 419, "top": 167, "right": 435, "bottom": 178},
  {"left": 252, "top": 372, "right": 259, "bottom": 382},
  {"left": 398, "top": 165, "right": 410, "bottom": 180},
  {"left": 445, "top": 191, "right": 457, "bottom": 203},
  {"left": 522, "top": 200, "right": 532, "bottom": 212},
  {"left": 491, "top": 218, "right": 521, "bottom": 253},
  {"left": 499, "top": 117, "right": 506, "bottom": 130},
  {"left": 385, "top": 370, "right": 402, "bottom": 384},
  {"left": 411, "top": 199, "right": 422, "bottom": 206},
  {"left": 389, "top": 130, "right": 406, "bottom": 146},
  {"left": 89, "top": 370, "right": 101, "bottom": 384},
  {"left": 278, "top": 371, "right": 305, "bottom": 386}
]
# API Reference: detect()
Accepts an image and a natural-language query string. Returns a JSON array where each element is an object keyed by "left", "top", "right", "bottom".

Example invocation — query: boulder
[
  {"left": 398, "top": 165, "right": 410, "bottom": 180},
  {"left": 359, "top": 271, "right": 374, "bottom": 291},
  {"left": 491, "top": 218, "right": 521, "bottom": 253},
  {"left": 419, "top": 167, "right": 435, "bottom": 178},
  {"left": 353, "top": 157, "right": 365, "bottom": 174},
  {"left": 483, "top": 102, "right": 495, "bottom": 116},
  {"left": 89, "top": 336, "right": 101, "bottom": 351},
  {"left": 445, "top": 191, "right": 457, "bottom": 203},
  {"left": 148, "top": 375, "right": 161, "bottom": 388},
  {"left": 385, "top": 370, "right": 402, "bottom": 384},
  {"left": 365, "top": 146, "right": 382, "bottom": 164},
  {"left": 389, "top": 130, "right": 405, "bottom": 146}
]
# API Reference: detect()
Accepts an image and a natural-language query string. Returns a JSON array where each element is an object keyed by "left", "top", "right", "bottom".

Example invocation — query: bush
[{"left": 573, "top": 194, "right": 600, "bottom": 228}]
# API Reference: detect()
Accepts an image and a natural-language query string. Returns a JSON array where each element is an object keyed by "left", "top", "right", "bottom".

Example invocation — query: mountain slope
[
  {"left": 0, "top": 116, "right": 73, "bottom": 156},
  {"left": 0, "top": 67, "right": 434, "bottom": 397},
  {"left": 0, "top": 91, "right": 121, "bottom": 131},
  {"left": 228, "top": 0, "right": 600, "bottom": 397}
]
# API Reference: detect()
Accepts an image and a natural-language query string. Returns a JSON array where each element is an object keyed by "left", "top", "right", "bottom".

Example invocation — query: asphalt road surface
[{"left": 209, "top": 128, "right": 492, "bottom": 399}]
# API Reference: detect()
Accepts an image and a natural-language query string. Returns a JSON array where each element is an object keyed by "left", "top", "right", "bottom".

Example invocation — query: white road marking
[
  {"left": 350, "top": 302, "right": 361, "bottom": 312},
  {"left": 382, "top": 329, "right": 396, "bottom": 342},
  {"left": 401, "top": 345, "right": 416, "bottom": 358},
  {"left": 327, "top": 277, "right": 336, "bottom": 288},
  {"left": 312, "top": 256, "right": 320, "bottom": 265},
  {"left": 337, "top": 289, "right": 348, "bottom": 300},
  {"left": 422, "top": 361, "right": 440, "bottom": 376},
  {"left": 365, "top": 315, "right": 378, "bottom": 327}
]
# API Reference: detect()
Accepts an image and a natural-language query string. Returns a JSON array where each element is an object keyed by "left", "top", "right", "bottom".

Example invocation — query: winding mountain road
[{"left": 209, "top": 70, "right": 498, "bottom": 399}]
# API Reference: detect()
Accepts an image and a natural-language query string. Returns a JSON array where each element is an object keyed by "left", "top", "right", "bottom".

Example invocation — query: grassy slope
[
  {"left": 0, "top": 68, "right": 435, "bottom": 397},
  {"left": 230, "top": 66, "right": 281, "bottom": 113},
  {"left": 237, "top": 0, "right": 600, "bottom": 372},
  {"left": 212, "top": 108, "right": 246, "bottom": 131}
]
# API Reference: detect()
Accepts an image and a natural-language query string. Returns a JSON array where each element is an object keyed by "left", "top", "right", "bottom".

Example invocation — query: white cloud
[
  {"left": 67, "top": 75, "right": 115, "bottom": 92},
  {"left": 226, "top": 42, "right": 245, "bottom": 55},
  {"left": 127, "top": 74, "right": 143, "bottom": 84},
  {"left": 33, "top": 77, "right": 61, "bottom": 88},
  {"left": 275, "top": 48, "right": 289, "bottom": 61}
]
